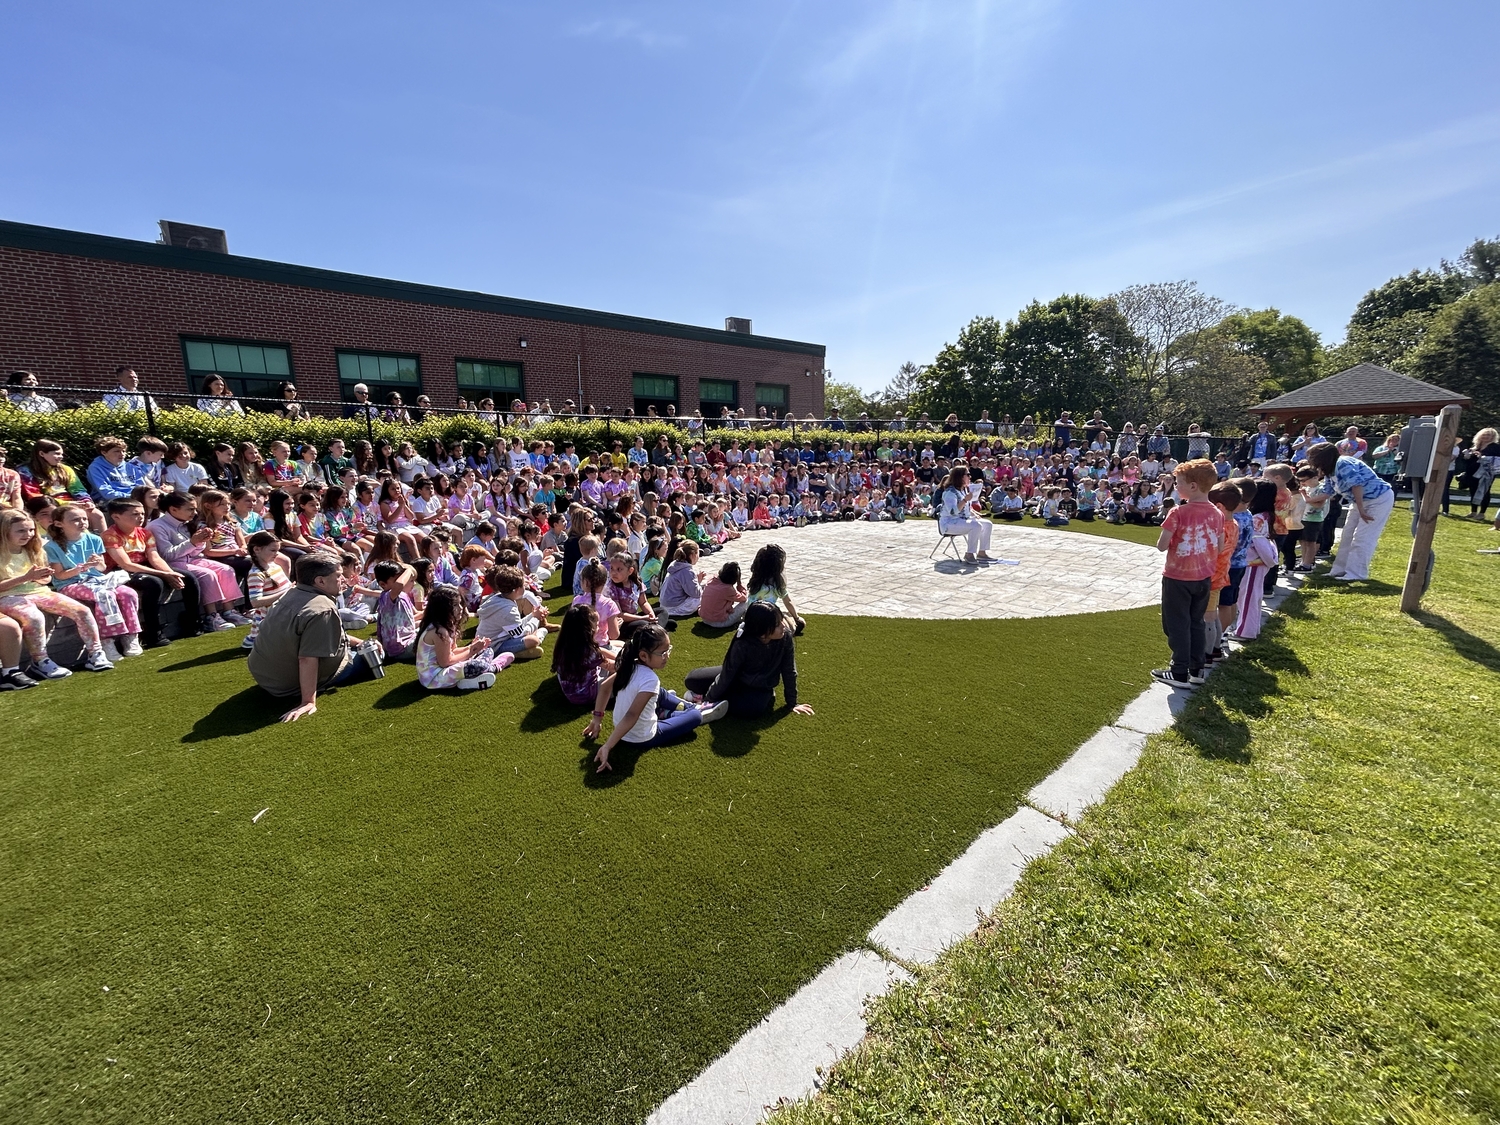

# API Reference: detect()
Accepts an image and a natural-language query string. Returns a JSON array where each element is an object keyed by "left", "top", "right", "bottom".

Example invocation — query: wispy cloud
[{"left": 568, "top": 16, "right": 685, "bottom": 51}]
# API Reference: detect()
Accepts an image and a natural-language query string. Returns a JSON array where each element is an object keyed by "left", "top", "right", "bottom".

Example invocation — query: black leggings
[
  {"left": 683, "top": 665, "right": 776, "bottom": 717},
  {"left": 128, "top": 573, "right": 199, "bottom": 642}
]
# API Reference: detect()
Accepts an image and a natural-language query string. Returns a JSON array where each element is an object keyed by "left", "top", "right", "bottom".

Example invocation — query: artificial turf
[
  {"left": 0, "top": 534, "right": 1167, "bottom": 1124},
  {"left": 771, "top": 514, "right": 1500, "bottom": 1123}
]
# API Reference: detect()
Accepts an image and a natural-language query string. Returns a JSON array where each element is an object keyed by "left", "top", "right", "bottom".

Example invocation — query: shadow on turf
[
  {"left": 182, "top": 686, "right": 282, "bottom": 741},
  {"left": 157, "top": 646, "right": 247, "bottom": 672},
  {"left": 577, "top": 707, "right": 787, "bottom": 787},
  {"left": 1413, "top": 610, "right": 1500, "bottom": 673},
  {"left": 1175, "top": 621, "right": 1310, "bottom": 766}
]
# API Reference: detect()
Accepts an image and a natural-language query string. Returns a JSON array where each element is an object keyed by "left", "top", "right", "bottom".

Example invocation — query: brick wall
[{"left": 0, "top": 245, "right": 826, "bottom": 418}]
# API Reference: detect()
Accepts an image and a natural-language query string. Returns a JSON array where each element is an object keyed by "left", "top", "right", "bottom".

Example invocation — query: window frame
[
  {"left": 336, "top": 349, "right": 423, "bottom": 403},
  {"left": 755, "top": 382, "right": 789, "bottom": 410},
  {"left": 180, "top": 335, "right": 295, "bottom": 405},
  {"left": 455, "top": 358, "right": 524, "bottom": 402},
  {"left": 697, "top": 377, "right": 739, "bottom": 414},
  {"left": 632, "top": 372, "right": 679, "bottom": 416}
]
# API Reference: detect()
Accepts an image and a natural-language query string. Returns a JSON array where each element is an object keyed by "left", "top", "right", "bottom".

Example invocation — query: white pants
[
  {"left": 940, "top": 516, "right": 992, "bottom": 555},
  {"left": 1330, "top": 489, "right": 1394, "bottom": 580}
]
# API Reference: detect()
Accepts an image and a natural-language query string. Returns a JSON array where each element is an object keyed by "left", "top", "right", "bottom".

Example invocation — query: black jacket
[{"left": 706, "top": 632, "right": 797, "bottom": 706}]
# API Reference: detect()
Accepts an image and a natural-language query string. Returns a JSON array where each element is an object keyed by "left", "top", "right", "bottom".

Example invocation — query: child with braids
[
  {"left": 585, "top": 624, "right": 729, "bottom": 773},
  {"left": 415, "top": 584, "right": 513, "bottom": 692}
]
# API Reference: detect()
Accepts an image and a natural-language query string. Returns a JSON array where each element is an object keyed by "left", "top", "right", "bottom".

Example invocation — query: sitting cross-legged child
[
  {"left": 552, "top": 603, "right": 617, "bottom": 706},
  {"left": 477, "top": 565, "right": 548, "bottom": 659},
  {"left": 415, "top": 583, "right": 513, "bottom": 691}
]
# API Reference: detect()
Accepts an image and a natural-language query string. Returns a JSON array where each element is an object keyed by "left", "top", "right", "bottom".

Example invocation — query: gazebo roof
[{"left": 1253, "top": 363, "right": 1470, "bottom": 421}]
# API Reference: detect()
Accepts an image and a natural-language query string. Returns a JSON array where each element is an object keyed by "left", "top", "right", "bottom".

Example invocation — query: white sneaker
[
  {"left": 458, "top": 671, "right": 496, "bottom": 691},
  {"left": 30, "top": 657, "right": 72, "bottom": 680},
  {"left": 240, "top": 633, "right": 257, "bottom": 650},
  {"left": 221, "top": 609, "right": 252, "bottom": 626},
  {"left": 699, "top": 699, "right": 730, "bottom": 722},
  {"left": 208, "top": 614, "right": 235, "bottom": 632},
  {"left": 120, "top": 635, "right": 144, "bottom": 657},
  {"left": 99, "top": 638, "right": 123, "bottom": 663},
  {"left": 80, "top": 650, "right": 114, "bottom": 673}
]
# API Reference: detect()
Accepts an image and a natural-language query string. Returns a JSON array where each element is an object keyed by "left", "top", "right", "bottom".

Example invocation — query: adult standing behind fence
[{"left": 1305, "top": 442, "right": 1394, "bottom": 583}]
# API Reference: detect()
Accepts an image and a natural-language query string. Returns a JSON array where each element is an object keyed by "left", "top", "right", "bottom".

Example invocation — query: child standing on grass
[
  {"left": 415, "top": 584, "right": 512, "bottom": 692},
  {"left": 1151, "top": 459, "right": 1223, "bottom": 689},
  {"left": 1205, "top": 482, "right": 1241, "bottom": 664},
  {"left": 1296, "top": 466, "right": 1328, "bottom": 570},
  {"left": 1233, "top": 482, "right": 1281, "bottom": 642}
]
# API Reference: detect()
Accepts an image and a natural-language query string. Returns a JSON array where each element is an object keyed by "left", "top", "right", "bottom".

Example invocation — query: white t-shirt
[{"left": 614, "top": 662, "right": 661, "bottom": 743}]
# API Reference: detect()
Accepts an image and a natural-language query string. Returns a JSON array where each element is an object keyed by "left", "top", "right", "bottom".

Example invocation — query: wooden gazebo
[{"left": 1252, "top": 362, "right": 1470, "bottom": 425}]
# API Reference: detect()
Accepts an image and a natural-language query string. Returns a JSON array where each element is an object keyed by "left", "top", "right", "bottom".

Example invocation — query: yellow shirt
[{"left": 1, "top": 551, "right": 46, "bottom": 596}]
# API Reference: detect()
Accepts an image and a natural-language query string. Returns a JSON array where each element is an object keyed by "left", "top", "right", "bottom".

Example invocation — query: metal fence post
[{"left": 143, "top": 394, "right": 157, "bottom": 438}]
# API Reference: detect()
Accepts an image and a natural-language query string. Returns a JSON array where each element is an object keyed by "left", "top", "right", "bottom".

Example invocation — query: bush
[{"left": 0, "top": 403, "right": 983, "bottom": 472}]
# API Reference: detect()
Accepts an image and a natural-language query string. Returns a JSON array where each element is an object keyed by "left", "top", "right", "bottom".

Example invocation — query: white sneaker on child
[
  {"left": 458, "top": 671, "right": 496, "bottom": 691},
  {"left": 208, "top": 614, "right": 235, "bottom": 632},
  {"left": 80, "top": 650, "right": 114, "bottom": 673},
  {"left": 99, "top": 638, "right": 122, "bottom": 663},
  {"left": 30, "top": 657, "right": 72, "bottom": 680},
  {"left": 120, "top": 635, "right": 144, "bottom": 657},
  {"left": 221, "top": 609, "right": 252, "bottom": 626}
]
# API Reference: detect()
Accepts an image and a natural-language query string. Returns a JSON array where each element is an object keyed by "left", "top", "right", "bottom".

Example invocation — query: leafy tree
[
  {"left": 1110, "top": 281, "right": 1237, "bottom": 420},
  {"left": 1155, "top": 328, "right": 1268, "bottom": 432},
  {"left": 1409, "top": 282, "right": 1500, "bottom": 430},
  {"left": 1217, "top": 308, "right": 1323, "bottom": 394},
  {"left": 912, "top": 316, "right": 1006, "bottom": 421},
  {"left": 874, "top": 361, "right": 921, "bottom": 417},
  {"left": 1446, "top": 236, "right": 1500, "bottom": 287},
  {"left": 822, "top": 378, "right": 872, "bottom": 419},
  {"left": 1342, "top": 268, "right": 1470, "bottom": 369},
  {"left": 997, "top": 295, "right": 1141, "bottom": 424}
]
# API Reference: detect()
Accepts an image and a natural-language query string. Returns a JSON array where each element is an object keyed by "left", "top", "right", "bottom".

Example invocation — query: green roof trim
[{"left": 0, "top": 219, "right": 826, "bottom": 359}]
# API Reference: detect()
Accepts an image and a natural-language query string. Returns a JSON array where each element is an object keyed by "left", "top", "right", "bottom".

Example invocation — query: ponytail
[{"left": 608, "top": 624, "right": 667, "bottom": 708}]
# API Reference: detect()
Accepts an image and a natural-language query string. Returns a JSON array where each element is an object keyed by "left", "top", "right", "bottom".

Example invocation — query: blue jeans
[
  {"left": 327, "top": 647, "right": 380, "bottom": 687},
  {"left": 624, "top": 689, "right": 704, "bottom": 749}
]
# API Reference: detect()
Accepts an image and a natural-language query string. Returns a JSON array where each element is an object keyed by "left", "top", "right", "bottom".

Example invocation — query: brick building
[{"left": 0, "top": 219, "right": 827, "bottom": 419}]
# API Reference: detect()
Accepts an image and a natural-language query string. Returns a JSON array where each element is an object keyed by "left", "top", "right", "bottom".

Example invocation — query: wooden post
[{"left": 1400, "top": 403, "right": 1462, "bottom": 614}]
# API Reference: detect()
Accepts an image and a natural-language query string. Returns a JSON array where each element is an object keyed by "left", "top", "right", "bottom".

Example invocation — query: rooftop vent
[
  {"left": 158, "top": 221, "right": 228, "bottom": 253},
  {"left": 724, "top": 317, "right": 752, "bottom": 334}
]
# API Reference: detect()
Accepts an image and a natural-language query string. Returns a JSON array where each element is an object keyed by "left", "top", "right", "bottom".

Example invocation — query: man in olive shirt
[{"left": 247, "top": 552, "right": 384, "bottom": 722}]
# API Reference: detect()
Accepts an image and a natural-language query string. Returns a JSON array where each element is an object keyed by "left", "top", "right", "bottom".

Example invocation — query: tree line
[{"left": 828, "top": 237, "right": 1499, "bottom": 433}]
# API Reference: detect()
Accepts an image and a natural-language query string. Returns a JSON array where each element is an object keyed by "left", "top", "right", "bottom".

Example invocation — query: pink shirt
[
  {"left": 573, "top": 593, "right": 619, "bottom": 644},
  {"left": 1160, "top": 499, "right": 1224, "bottom": 582}
]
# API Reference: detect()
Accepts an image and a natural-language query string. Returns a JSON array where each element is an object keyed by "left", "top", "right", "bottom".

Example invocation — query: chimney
[
  {"left": 158, "top": 221, "right": 229, "bottom": 253},
  {"left": 724, "top": 317, "right": 752, "bottom": 334}
]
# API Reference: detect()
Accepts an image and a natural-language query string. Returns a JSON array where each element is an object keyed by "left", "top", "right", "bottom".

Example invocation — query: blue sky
[{"left": 4, "top": 1, "right": 1497, "bottom": 392}]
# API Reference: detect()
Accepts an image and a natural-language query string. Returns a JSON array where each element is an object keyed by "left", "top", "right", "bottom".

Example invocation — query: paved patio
[{"left": 704, "top": 520, "right": 1161, "bottom": 620}]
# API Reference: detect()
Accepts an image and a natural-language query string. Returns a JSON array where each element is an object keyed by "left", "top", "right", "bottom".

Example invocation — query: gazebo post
[{"left": 1400, "top": 403, "right": 1462, "bottom": 615}]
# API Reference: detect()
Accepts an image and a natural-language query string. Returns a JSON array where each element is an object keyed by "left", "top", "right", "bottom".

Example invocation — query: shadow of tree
[
  {"left": 181, "top": 686, "right": 282, "bottom": 742},
  {"left": 1413, "top": 610, "right": 1500, "bottom": 673},
  {"left": 158, "top": 647, "right": 247, "bottom": 673}
]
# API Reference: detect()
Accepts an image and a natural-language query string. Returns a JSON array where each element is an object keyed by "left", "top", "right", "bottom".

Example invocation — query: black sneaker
[
  {"left": 0, "top": 667, "right": 38, "bottom": 690},
  {"left": 1150, "top": 667, "right": 1193, "bottom": 688}
]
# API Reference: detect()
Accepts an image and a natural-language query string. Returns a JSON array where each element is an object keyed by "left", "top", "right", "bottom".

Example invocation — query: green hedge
[{"left": 0, "top": 403, "right": 983, "bottom": 472}]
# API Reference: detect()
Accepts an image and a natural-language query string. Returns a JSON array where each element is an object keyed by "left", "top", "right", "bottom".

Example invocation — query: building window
[
  {"left": 632, "top": 373, "right": 678, "bottom": 416},
  {"left": 181, "top": 337, "right": 293, "bottom": 403},
  {"left": 337, "top": 350, "right": 421, "bottom": 403},
  {"left": 698, "top": 378, "right": 738, "bottom": 414},
  {"left": 756, "top": 383, "right": 789, "bottom": 411},
  {"left": 456, "top": 360, "right": 523, "bottom": 402}
]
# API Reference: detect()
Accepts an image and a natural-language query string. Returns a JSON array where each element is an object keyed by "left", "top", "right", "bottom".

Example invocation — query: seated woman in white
[{"left": 938, "top": 464, "right": 992, "bottom": 562}]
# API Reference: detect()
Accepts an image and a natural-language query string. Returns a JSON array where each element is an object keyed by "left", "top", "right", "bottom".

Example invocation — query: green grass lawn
[
  {"left": 772, "top": 513, "right": 1500, "bottom": 1124},
  {"left": 0, "top": 534, "right": 1167, "bottom": 1124}
]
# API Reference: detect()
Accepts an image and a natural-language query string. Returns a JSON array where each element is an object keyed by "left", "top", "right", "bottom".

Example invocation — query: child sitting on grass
[
  {"left": 571, "top": 534, "right": 601, "bottom": 596},
  {"left": 242, "top": 530, "right": 292, "bottom": 650},
  {"left": 415, "top": 583, "right": 512, "bottom": 692},
  {"left": 700, "top": 560, "right": 749, "bottom": 628},
  {"left": 1151, "top": 458, "right": 1223, "bottom": 689},
  {"left": 552, "top": 603, "right": 616, "bottom": 706},
  {"left": 572, "top": 559, "right": 621, "bottom": 651},
  {"left": 640, "top": 536, "right": 668, "bottom": 597},
  {"left": 373, "top": 560, "right": 419, "bottom": 661},
  {"left": 659, "top": 541, "right": 705, "bottom": 626},
  {"left": 336, "top": 552, "right": 377, "bottom": 629},
  {"left": 478, "top": 565, "right": 548, "bottom": 659}
]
